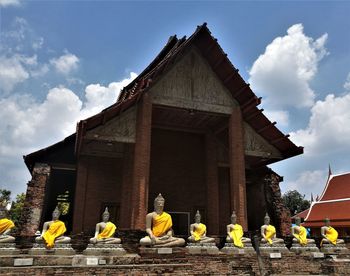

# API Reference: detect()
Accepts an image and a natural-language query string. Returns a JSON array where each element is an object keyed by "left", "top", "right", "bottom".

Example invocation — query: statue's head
[
  {"left": 231, "top": 211, "right": 237, "bottom": 224},
  {"left": 294, "top": 216, "right": 301, "bottom": 226},
  {"left": 324, "top": 217, "right": 330, "bottom": 226},
  {"left": 264, "top": 213, "right": 270, "bottom": 225},
  {"left": 194, "top": 210, "right": 201, "bottom": 223},
  {"left": 52, "top": 206, "right": 61, "bottom": 221},
  {"left": 154, "top": 193, "right": 165, "bottom": 213},
  {"left": 102, "top": 207, "right": 110, "bottom": 222}
]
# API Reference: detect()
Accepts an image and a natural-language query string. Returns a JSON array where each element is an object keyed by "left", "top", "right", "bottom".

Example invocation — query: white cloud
[
  {"left": 249, "top": 23, "right": 328, "bottom": 109},
  {"left": 344, "top": 72, "right": 350, "bottom": 91},
  {"left": 50, "top": 52, "right": 79, "bottom": 75},
  {"left": 0, "top": 55, "right": 30, "bottom": 93},
  {"left": 0, "top": 72, "right": 137, "bottom": 194},
  {"left": 290, "top": 92, "right": 350, "bottom": 156},
  {"left": 263, "top": 110, "right": 289, "bottom": 127},
  {"left": 0, "top": 0, "right": 20, "bottom": 7},
  {"left": 282, "top": 169, "right": 327, "bottom": 199}
]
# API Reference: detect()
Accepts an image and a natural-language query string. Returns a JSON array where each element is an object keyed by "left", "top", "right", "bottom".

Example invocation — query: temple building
[
  {"left": 20, "top": 24, "right": 303, "bottom": 238},
  {"left": 302, "top": 171, "right": 350, "bottom": 236}
]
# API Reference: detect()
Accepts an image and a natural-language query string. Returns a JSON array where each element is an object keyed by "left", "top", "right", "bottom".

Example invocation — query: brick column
[
  {"left": 205, "top": 132, "right": 220, "bottom": 235},
  {"left": 119, "top": 144, "right": 134, "bottom": 229},
  {"left": 20, "top": 163, "right": 50, "bottom": 236},
  {"left": 130, "top": 93, "right": 152, "bottom": 230},
  {"left": 72, "top": 157, "right": 89, "bottom": 233},
  {"left": 229, "top": 106, "right": 248, "bottom": 230}
]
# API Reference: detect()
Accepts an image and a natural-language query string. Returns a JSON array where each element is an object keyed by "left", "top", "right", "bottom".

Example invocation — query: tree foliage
[
  {"left": 9, "top": 193, "right": 26, "bottom": 226},
  {"left": 0, "top": 189, "right": 11, "bottom": 203},
  {"left": 282, "top": 190, "right": 311, "bottom": 216}
]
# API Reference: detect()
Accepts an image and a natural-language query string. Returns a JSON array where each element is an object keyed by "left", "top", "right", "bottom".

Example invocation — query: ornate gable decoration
[
  {"left": 151, "top": 48, "right": 236, "bottom": 114},
  {"left": 85, "top": 106, "right": 137, "bottom": 143},
  {"left": 244, "top": 123, "right": 282, "bottom": 159}
]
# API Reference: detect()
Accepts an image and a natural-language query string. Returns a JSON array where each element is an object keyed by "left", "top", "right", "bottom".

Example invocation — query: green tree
[
  {"left": 9, "top": 193, "right": 26, "bottom": 226},
  {"left": 0, "top": 189, "right": 11, "bottom": 203},
  {"left": 282, "top": 190, "right": 311, "bottom": 216}
]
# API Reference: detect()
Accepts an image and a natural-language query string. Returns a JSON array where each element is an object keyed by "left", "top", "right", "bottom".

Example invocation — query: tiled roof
[
  {"left": 319, "top": 173, "right": 350, "bottom": 201},
  {"left": 292, "top": 208, "right": 310, "bottom": 219},
  {"left": 74, "top": 23, "right": 303, "bottom": 163},
  {"left": 303, "top": 199, "right": 350, "bottom": 227},
  {"left": 302, "top": 172, "right": 350, "bottom": 227}
]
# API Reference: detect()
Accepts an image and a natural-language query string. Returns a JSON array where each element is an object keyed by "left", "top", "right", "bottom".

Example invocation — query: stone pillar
[
  {"left": 228, "top": 106, "right": 248, "bottom": 230},
  {"left": 20, "top": 163, "right": 50, "bottom": 236},
  {"left": 130, "top": 93, "right": 152, "bottom": 230},
  {"left": 119, "top": 144, "right": 134, "bottom": 229},
  {"left": 72, "top": 157, "right": 89, "bottom": 233},
  {"left": 205, "top": 132, "right": 220, "bottom": 235}
]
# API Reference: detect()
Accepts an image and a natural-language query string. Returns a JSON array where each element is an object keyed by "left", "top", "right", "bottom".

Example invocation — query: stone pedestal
[
  {"left": 139, "top": 247, "right": 187, "bottom": 256},
  {"left": 186, "top": 243, "right": 219, "bottom": 255},
  {"left": 259, "top": 243, "right": 289, "bottom": 255},
  {"left": 29, "top": 243, "right": 75, "bottom": 255},
  {"left": 321, "top": 243, "right": 349, "bottom": 254},
  {"left": 221, "top": 242, "right": 255, "bottom": 255},
  {"left": 83, "top": 244, "right": 126, "bottom": 256},
  {"left": 0, "top": 243, "right": 19, "bottom": 255},
  {"left": 290, "top": 243, "right": 320, "bottom": 255}
]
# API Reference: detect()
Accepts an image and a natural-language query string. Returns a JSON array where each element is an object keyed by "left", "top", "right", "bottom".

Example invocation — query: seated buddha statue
[
  {"left": 291, "top": 216, "right": 315, "bottom": 246},
  {"left": 188, "top": 210, "right": 215, "bottom": 243},
  {"left": 320, "top": 218, "right": 344, "bottom": 246},
  {"left": 35, "top": 206, "right": 71, "bottom": 248},
  {"left": 260, "top": 213, "right": 284, "bottom": 245},
  {"left": 139, "top": 193, "right": 185, "bottom": 247},
  {"left": 0, "top": 204, "right": 15, "bottom": 243},
  {"left": 226, "top": 211, "right": 251, "bottom": 248},
  {"left": 89, "top": 207, "right": 121, "bottom": 244}
]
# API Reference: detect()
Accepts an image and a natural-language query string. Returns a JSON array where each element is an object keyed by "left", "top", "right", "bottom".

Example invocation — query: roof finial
[{"left": 328, "top": 164, "right": 332, "bottom": 176}]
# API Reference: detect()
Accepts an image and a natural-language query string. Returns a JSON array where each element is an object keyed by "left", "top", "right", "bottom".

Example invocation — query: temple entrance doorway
[
  {"left": 168, "top": 212, "right": 190, "bottom": 237},
  {"left": 42, "top": 167, "right": 76, "bottom": 233}
]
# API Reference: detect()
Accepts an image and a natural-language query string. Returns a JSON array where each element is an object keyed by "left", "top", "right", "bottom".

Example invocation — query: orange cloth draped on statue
[
  {"left": 265, "top": 225, "right": 276, "bottom": 245},
  {"left": 193, "top": 223, "right": 206, "bottom": 241},
  {"left": 293, "top": 225, "right": 308, "bottom": 246},
  {"left": 229, "top": 224, "right": 244, "bottom": 248},
  {"left": 152, "top": 212, "right": 172, "bottom": 237},
  {"left": 97, "top": 222, "right": 116, "bottom": 239},
  {"left": 0, "top": 218, "right": 15, "bottom": 234},
  {"left": 42, "top": 220, "right": 66, "bottom": 248}
]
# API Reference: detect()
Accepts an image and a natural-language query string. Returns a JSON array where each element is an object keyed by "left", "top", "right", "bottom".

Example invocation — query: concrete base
[
  {"left": 139, "top": 247, "right": 186, "bottom": 256},
  {"left": 221, "top": 242, "right": 255, "bottom": 255},
  {"left": 290, "top": 242, "right": 320, "bottom": 255},
  {"left": 29, "top": 243, "right": 75, "bottom": 255},
  {"left": 259, "top": 243, "right": 289, "bottom": 255},
  {"left": 321, "top": 243, "right": 349, "bottom": 254},
  {"left": 186, "top": 242, "right": 219, "bottom": 255},
  {"left": 0, "top": 243, "right": 20, "bottom": 255},
  {"left": 83, "top": 244, "right": 126, "bottom": 256}
]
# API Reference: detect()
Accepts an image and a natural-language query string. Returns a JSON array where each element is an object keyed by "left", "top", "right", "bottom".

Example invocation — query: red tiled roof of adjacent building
[
  {"left": 292, "top": 208, "right": 309, "bottom": 220},
  {"left": 303, "top": 172, "right": 350, "bottom": 227}
]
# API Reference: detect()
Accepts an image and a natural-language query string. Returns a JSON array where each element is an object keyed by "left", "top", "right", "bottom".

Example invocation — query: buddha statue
[
  {"left": 291, "top": 216, "right": 315, "bottom": 246},
  {"left": 89, "top": 207, "right": 121, "bottom": 244},
  {"left": 139, "top": 193, "right": 185, "bottom": 247},
  {"left": 226, "top": 211, "right": 251, "bottom": 248},
  {"left": 35, "top": 206, "right": 71, "bottom": 248},
  {"left": 0, "top": 204, "right": 15, "bottom": 243},
  {"left": 320, "top": 218, "right": 344, "bottom": 246},
  {"left": 260, "top": 213, "right": 284, "bottom": 245},
  {"left": 188, "top": 210, "right": 215, "bottom": 243}
]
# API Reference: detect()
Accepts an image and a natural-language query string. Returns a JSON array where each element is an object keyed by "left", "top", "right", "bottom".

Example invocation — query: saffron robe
[
  {"left": 193, "top": 223, "right": 206, "bottom": 241},
  {"left": 97, "top": 222, "right": 116, "bottom": 239},
  {"left": 152, "top": 212, "right": 172, "bottom": 237},
  {"left": 323, "top": 226, "right": 338, "bottom": 245},
  {"left": 42, "top": 220, "right": 66, "bottom": 248},
  {"left": 293, "top": 225, "right": 308, "bottom": 245},
  {"left": 265, "top": 225, "right": 276, "bottom": 245},
  {"left": 229, "top": 224, "right": 244, "bottom": 248},
  {"left": 0, "top": 218, "right": 15, "bottom": 234}
]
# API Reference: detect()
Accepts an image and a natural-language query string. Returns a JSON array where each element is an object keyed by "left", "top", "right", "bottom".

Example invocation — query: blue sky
[{"left": 1, "top": 1, "right": 350, "bottom": 202}]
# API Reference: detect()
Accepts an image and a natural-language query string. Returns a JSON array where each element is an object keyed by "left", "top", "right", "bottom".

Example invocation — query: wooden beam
[
  {"left": 271, "top": 134, "right": 290, "bottom": 145},
  {"left": 213, "top": 54, "right": 227, "bottom": 70},
  {"left": 233, "top": 83, "right": 250, "bottom": 98},
  {"left": 244, "top": 108, "right": 264, "bottom": 121},
  {"left": 257, "top": 122, "right": 277, "bottom": 134},
  {"left": 224, "top": 69, "right": 239, "bottom": 84}
]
